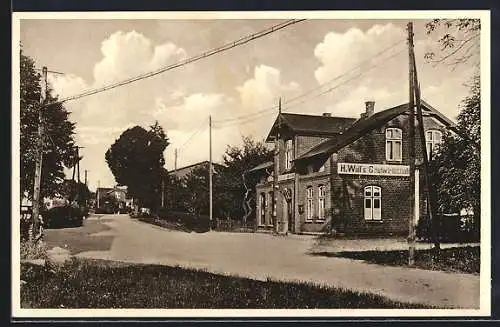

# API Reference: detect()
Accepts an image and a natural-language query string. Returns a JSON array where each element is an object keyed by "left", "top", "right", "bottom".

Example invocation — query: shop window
[
  {"left": 386, "top": 128, "right": 402, "bottom": 161},
  {"left": 425, "top": 130, "right": 443, "bottom": 160},
  {"left": 317, "top": 185, "right": 326, "bottom": 221},
  {"left": 285, "top": 139, "right": 293, "bottom": 170},
  {"left": 306, "top": 186, "right": 314, "bottom": 222},
  {"left": 259, "top": 192, "right": 266, "bottom": 226},
  {"left": 364, "top": 186, "right": 381, "bottom": 220}
]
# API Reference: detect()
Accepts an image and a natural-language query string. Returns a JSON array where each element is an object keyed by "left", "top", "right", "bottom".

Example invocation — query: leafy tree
[
  {"left": 105, "top": 121, "right": 169, "bottom": 210},
  {"left": 183, "top": 166, "right": 210, "bottom": 215},
  {"left": 215, "top": 136, "right": 273, "bottom": 223},
  {"left": 58, "top": 179, "right": 91, "bottom": 206},
  {"left": 431, "top": 75, "right": 480, "bottom": 236},
  {"left": 425, "top": 19, "right": 480, "bottom": 68},
  {"left": 20, "top": 49, "right": 76, "bottom": 200}
]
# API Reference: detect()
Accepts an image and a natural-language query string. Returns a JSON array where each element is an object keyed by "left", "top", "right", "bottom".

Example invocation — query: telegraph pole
[
  {"left": 97, "top": 180, "right": 100, "bottom": 209},
  {"left": 174, "top": 148, "right": 178, "bottom": 171},
  {"left": 412, "top": 68, "right": 440, "bottom": 251},
  {"left": 31, "top": 66, "right": 47, "bottom": 241},
  {"left": 161, "top": 177, "right": 165, "bottom": 208},
  {"left": 84, "top": 170, "right": 88, "bottom": 186},
  {"left": 209, "top": 115, "right": 213, "bottom": 227},
  {"left": 407, "top": 22, "right": 416, "bottom": 266},
  {"left": 272, "top": 98, "right": 281, "bottom": 234}
]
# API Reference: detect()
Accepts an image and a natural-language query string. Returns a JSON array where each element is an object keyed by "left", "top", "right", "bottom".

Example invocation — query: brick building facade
[{"left": 250, "top": 100, "right": 453, "bottom": 236}]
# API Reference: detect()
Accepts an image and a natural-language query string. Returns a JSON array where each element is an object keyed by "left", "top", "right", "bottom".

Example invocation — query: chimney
[
  {"left": 322, "top": 112, "right": 332, "bottom": 117},
  {"left": 365, "top": 101, "right": 375, "bottom": 117}
]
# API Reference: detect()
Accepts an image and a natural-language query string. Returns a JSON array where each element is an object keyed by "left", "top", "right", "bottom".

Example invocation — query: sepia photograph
[{"left": 12, "top": 10, "right": 490, "bottom": 318}]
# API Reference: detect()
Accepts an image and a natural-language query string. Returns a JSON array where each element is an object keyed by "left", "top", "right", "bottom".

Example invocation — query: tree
[
  {"left": 431, "top": 75, "right": 480, "bottom": 237},
  {"left": 20, "top": 49, "right": 76, "bottom": 200},
  {"left": 425, "top": 19, "right": 480, "bottom": 68},
  {"left": 183, "top": 166, "right": 210, "bottom": 215},
  {"left": 105, "top": 121, "right": 169, "bottom": 210},
  {"left": 215, "top": 136, "right": 273, "bottom": 223}
]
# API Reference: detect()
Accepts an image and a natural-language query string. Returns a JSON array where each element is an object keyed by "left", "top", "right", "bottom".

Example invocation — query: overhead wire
[
  {"left": 177, "top": 118, "right": 209, "bottom": 152},
  {"left": 212, "top": 41, "right": 407, "bottom": 128},
  {"left": 44, "top": 19, "right": 306, "bottom": 108}
]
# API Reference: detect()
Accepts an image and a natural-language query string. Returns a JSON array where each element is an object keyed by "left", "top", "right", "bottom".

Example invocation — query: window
[
  {"left": 318, "top": 185, "right": 326, "bottom": 221},
  {"left": 425, "top": 130, "right": 443, "bottom": 160},
  {"left": 259, "top": 193, "right": 266, "bottom": 226},
  {"left": 285, "top": 139, "right": 293, "bottom": 170},
  {"left": 306, "top": 187, "right": 314, "bottom": 222},
  {"left": 319, "top": 163, "right": 326, "bottom": 173},
  {"left": 386, "top": 128, "right": 402, "bottom": 161},
  {"left": 364, "top": 186, "right": 381, "bottom": 220}
]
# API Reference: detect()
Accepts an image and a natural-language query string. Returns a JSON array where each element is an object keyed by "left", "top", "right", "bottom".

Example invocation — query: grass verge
[
  {"left": 20, "top": 258, "right": 430, "bottom": 309},
  {"left": 312, "top": 246, "right": 479, "bottom": 274}
]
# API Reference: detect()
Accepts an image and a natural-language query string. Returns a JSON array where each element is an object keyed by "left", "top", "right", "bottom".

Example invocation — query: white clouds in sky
[{"left": 40, "top": 22, "right": 477, "bottom": 190}]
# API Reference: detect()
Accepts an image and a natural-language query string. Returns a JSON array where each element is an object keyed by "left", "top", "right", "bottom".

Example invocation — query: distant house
[
  {"left": 168, "top": 161, "right": 225, "bottom": 180},
  {"left": 96, "top": 186, "right": 129, "bottom": 212}
]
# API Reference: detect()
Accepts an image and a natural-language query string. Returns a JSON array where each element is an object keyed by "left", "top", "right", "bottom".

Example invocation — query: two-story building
[{"left": 250, "top": 100, "right": 454, "bottom": 236}]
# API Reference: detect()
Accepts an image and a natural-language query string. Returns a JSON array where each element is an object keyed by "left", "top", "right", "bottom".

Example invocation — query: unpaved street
[{"left": 48, "top": 214, "right": 480, "bottom": 309}]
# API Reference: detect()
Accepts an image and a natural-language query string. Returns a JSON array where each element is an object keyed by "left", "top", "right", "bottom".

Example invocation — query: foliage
[
  {"left": 182, "top": 165, "right": 210, "bottom": 215},
  {"left": 430, "top": 75, "right": 480, "bottom": 234},
  {"left": 20, "top": 50, "right": 76, "bottom": 200},
  {"left": 20, "top": 258, "right": 428, "bottom": 308},
  {"left": 20, "top": 241, "right": 47, "bottom": 261},
  {"left": 58, "top": 180, "right": 91, "bottom": 206},
  {"left": 425, "top": 19, "right": 480, "bottom": 68},
  {"left": 215, "top": 136, "right": 273, "bottom": 222},
  {"left": 105, "top": 121, "right": 169, "bottom": 210}
]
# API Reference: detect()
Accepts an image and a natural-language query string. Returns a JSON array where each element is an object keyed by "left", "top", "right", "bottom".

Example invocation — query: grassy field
[
  {"left": 20, "top": 258, "right": 429, "bottom": 309},
  {"left": 312, "top": 246, "right": 480, "bottom": 274}
]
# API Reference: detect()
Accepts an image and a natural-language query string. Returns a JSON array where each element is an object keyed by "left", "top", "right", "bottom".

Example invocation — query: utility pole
[
  {"left": 161, "top": 177, "right": 165, "bottom": 208},
  {"left": 273, "top": 98, "right": 281, "bottom": 234},
  {"left": 412, "top": 67, "right": 440, "bottom": 251},
  {"left": 174, "top": 148, "right": 178, "bottom": 171},
  {"left": 31, "top": 66, "right": 47, "bottom": 242},
  {"left": 84, "top": 170, "right": 88, "bottom": 186},
  {"left": 209, "top": 115, "right": 213, "bottom": 228},
  {"left": 97, "top": 180, "right": 100, "bottom": 209},
  {"left": 407, "top": 22, "right": 416, "bottom": 266}
]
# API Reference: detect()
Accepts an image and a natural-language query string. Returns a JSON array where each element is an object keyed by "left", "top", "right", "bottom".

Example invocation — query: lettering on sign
[
  {"left": 337, "top": 162, "right": 410, "bottom": 177},
  {"left": 267, "top": 173, "right": 295, "bottom": 182}
]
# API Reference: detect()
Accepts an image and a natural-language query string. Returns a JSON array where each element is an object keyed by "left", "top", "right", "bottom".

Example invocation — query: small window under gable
[
  {"left": 425, "top": 129, "right": 443, "bottom": 160},
  {"left": 386, "top": 128, "right": 402, "bottom": 162}
]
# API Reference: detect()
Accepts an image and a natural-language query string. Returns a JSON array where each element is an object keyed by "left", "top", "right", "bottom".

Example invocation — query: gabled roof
[
  {"left": 266, "top": 113, "right": 356, "bottom": 142},
  {"left": 246, "top": 161, "right": 273, "bottom": 173},
  {"left": 168, "top": 160, "right": 225, "bottom": 179},
  {"left": 294, "top": 100, "right": 455, "bottom": 166}
]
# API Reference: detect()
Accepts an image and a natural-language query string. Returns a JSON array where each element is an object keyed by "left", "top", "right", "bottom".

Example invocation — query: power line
[
  {"left": 213, "top": 39, "right": 406, "bottom": 125},
  {"left": 285, "top": 47, "right": 407, "bottom": 111},
  {"left": 213, "top": 43, "right": 407, "bottom": 128},
  {"left": 45, "top": 19, "right": 306, "bottom": 108},
  {"left": 177, "top": 118, "right": 208, "bottom": 152}
]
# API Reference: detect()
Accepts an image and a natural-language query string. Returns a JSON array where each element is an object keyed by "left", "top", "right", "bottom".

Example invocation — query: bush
[
  {"left": 416, "top": 214, "right": 479, "bottom": 243},
  {"left": 43, "top": 206, "right": 83, "bottom": 229}
]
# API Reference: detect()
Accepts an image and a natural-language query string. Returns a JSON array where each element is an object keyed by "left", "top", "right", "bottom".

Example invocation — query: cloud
[
  {"left": 237, "top": 64, "right": 300, "bottom": 110},
  {"left": 314, "top": 23, "right": 405, "bottom": 85}
]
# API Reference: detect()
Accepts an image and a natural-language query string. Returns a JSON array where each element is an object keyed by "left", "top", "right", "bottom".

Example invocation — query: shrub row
[{"left": 416, "top": 214, "right": 479, "bottom": 243}]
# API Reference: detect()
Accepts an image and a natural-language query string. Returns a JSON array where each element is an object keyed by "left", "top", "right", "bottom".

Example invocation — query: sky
[{"left": 19, "top": 16, "right": 479, "bottom": 191}]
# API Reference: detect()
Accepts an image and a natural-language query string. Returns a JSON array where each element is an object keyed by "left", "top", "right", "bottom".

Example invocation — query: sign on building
[{"left": 338, "top": 162, "right": 410, "bottom": 177}]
